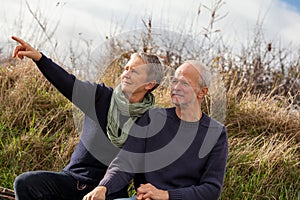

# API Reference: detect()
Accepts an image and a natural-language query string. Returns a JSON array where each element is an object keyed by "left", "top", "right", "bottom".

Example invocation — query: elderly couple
[{"left": 12, "top": 36, "right": 228, "bottom": 200}]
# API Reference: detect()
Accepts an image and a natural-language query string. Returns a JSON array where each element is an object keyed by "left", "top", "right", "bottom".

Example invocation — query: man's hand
[
  {"left": 136, "top": 183, "right": 169, "bottom": 200},
  {"left": 82, "top": 186, "right": 107, "bottom": 200},
  {"left": 11, "top": 36, "right": 42, "bottom": 61}
]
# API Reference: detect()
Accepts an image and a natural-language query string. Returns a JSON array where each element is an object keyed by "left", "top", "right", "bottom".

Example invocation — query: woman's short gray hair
[{"left": 135, "top": 52, "right": 165, "bottom": 91}]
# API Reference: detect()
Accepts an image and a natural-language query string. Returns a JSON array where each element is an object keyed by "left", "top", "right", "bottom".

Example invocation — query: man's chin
[{"left": 171, "top": 99, "right": 181, "bottom": 106}]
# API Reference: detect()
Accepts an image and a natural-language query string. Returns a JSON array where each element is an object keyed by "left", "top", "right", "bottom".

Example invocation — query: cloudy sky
[{"left": 1, "top": 0, "right": 300, "bottom": 56}]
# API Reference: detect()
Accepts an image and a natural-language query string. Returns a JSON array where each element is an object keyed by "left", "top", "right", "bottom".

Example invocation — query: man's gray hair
[
  {"left": 184, "top": 60, "right": 211, "bottom": 89},
  {"left": 136, "top": 52, "right": 165, "bottom": 91}
]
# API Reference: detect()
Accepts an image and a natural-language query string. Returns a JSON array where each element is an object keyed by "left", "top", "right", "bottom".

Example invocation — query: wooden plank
[{"left": 0, "top": 187, "right": 15, "bottom": 200}]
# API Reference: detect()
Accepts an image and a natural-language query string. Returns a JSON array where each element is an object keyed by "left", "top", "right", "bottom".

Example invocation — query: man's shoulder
[{"left": 201, "top": 113, "right": 225, "bottom": 129}]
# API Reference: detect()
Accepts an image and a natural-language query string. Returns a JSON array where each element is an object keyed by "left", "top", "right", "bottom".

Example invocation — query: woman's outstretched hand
[{"left": 12, "top": 36, "right": 42, "bottom": 61}]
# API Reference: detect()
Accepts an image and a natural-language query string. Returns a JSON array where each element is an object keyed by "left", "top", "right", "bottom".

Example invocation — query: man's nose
[{"left": 172, "top": 82, "right": 181, "bottom": 91}]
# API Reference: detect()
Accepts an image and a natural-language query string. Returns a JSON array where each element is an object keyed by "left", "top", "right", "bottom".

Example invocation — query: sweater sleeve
[
  {"left": 34, "top": 54, "right": 110, "bottom": 120},
  {"left": 99, "top": 113, "right": 149, "bottom": 195},
  {"left": 168, "top": 127, "right": 228, "bottom": 200},
  {"left": 98, "top": 153, "right": 136, "bottom": 195},
  {"left": 34, "top": 54, "right": 75, "bottom": 101}
]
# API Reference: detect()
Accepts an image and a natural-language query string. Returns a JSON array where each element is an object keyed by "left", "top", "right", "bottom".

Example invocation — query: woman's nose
[{"left": 122, "top": 70, "right": 131, "bottom": 78}]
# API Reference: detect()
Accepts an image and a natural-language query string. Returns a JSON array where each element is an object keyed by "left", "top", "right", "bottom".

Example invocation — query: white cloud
[
  {"left": 1, "top": 0, "right": 300, "bottom": 56},
  {"left": 210, "top": 0, "right": 300, "bottom": 47}
]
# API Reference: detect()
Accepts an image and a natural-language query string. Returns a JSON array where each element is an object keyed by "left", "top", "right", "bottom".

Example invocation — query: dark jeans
[{"left": 14, "top": 171, "right": 128, "bottom": 200}]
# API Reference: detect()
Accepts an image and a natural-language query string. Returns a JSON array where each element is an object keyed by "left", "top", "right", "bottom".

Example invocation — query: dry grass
[
  {"left": 222, "top": 77, "right": 300, "bottom": 199},
  {"left": 226, "top": 77, "right": 300, "bottom": 140},
  {"left": 0, "top": 59, "right": 78, "bottom": 188}
]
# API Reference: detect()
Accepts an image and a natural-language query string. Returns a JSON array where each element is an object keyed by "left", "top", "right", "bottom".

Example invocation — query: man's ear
[
  {"left": 197, "top": 87, "right": 208, "bottom": 99},
  {"left": 145, "top": 81, "right": 157, "bottom": 90}
]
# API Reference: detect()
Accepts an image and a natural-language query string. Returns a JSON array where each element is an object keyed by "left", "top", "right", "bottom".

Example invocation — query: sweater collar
[{"left": 168, "top": 107, "right": 220, "bottom": 128}]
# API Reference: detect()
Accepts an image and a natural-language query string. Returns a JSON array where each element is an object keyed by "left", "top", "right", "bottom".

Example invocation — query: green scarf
[{"left": 107, "top": 85, "right": 155, "bottom": 147}]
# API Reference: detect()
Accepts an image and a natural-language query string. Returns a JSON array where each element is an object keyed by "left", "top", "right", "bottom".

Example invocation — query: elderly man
[
  {"left": 84, "top": 60, "right": 228, "bottom": 200},
  {"left": 11, "top": 36, "right": 164, "bottom": 200}
]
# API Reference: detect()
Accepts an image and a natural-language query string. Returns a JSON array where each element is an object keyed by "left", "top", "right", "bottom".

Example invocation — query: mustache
[{"left": 171, "top": 91, "right": 184, "bottom": 96}]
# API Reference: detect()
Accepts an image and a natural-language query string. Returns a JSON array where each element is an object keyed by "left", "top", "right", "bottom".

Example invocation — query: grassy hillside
[{"left": 0, "top": 58, "right": 299, "bottom": 199}]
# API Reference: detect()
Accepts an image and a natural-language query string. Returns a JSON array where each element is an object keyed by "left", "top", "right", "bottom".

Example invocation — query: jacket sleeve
[{"left": 168, "top": 127, "right": 228, "bottom": 200}]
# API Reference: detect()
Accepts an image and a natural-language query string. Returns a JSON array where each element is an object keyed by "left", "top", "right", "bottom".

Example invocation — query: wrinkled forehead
[{"left": 175, "top": 63, "right": 200, "bottom": 80}]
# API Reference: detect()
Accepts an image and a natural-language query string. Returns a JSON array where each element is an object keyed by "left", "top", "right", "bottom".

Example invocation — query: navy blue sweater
[
  {"left": 99, "top": 108, "right": 228, "bottom": 200},
  {"left": 35, "top": 55, "right": 123, "bottom": 185}
]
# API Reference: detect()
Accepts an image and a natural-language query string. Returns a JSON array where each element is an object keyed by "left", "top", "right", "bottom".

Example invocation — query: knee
[{"left": 14, "top": 172, "right": 35, "bottom": 192}]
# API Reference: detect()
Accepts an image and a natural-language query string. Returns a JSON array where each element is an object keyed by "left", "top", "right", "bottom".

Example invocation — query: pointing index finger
[{"left": 12, "top": 36, "right": 27, "bottom": 46}]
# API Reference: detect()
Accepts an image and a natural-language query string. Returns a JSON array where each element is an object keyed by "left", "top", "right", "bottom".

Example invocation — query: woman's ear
[{"left": 145, "top": 81, "right": 157, "bottom": 90}]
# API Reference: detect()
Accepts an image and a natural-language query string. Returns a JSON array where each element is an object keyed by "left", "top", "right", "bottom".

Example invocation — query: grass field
[{"left": 0, "top": 58, "right": 299, "bottom": 199}]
